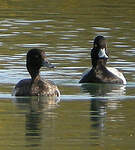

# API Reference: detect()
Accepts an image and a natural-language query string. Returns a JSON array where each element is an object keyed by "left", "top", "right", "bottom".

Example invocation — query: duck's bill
[
  {"left": 42, "top": 60, "right": 55, "bottom": 68},
  {"left": 98, "top": 48, "right": 108, "bottom": 59}
]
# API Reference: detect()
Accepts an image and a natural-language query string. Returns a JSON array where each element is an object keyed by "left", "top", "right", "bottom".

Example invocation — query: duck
[
  {"left": 79, "top": 35, "right": 126, "bottom": 84},
  {"left": 13, "top": 48, "right": 60, "bottom": 97}
]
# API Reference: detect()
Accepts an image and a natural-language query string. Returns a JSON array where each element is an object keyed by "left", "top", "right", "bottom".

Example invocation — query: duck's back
[
  {"left": 13, "top": 79, "right": 32, "bottom": 96},
  {"left": 13, "top": 78, "right": 60, "bottom": 97}
]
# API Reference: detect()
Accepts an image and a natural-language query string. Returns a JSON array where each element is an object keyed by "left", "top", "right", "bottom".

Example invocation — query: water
[{"left": 0, "top": 0, "right": 135, "bottom": 149}]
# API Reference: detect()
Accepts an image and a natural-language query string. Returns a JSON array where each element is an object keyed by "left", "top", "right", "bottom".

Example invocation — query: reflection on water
[
  {"left": 0, "top": 96, "right": 133, "bottom": 149},
  {"left": 90, "top": 99, "right": 106, "bottom": 130},
  {"left": 81, "top": 83, "right": 126, "bottom": 97},
  {"left": 81, "top": 83, "right": 125, "bottom": 133},
  {"left": 14, "top": 96, "right": 60, "bottom": 149}
]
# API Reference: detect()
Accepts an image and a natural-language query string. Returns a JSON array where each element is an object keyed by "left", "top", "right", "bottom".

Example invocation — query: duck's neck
[
  {"left": 27, "top": 66, "right": 41, "bottom": 81},
  {"left": 93, "top": 59, "right": 107, "bottom": 70}
]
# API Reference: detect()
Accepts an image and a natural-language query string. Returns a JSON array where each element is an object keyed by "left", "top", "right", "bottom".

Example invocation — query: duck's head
[
  {"left": 26, "top": 48, "right": 54, "bottom": 79},
  {"left": 91, "top": 35, "right": 109, "bottom": 67}
]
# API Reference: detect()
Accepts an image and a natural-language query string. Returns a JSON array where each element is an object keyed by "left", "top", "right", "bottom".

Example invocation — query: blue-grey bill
[{"left": 42, "top": 61, "right": 55, "bottom": 68}]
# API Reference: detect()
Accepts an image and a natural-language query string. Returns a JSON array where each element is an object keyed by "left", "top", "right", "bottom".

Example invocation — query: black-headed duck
[
  {"left": 13, "top": 48, "right": 60, "bottom": 97},
  {"left": 79, "top": 35, "right": 126, "bottom": 84}
]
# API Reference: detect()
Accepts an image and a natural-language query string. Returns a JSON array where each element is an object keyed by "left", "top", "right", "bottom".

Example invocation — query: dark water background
[{"left": 0, "top": 0, "right": 135, "bottom": 149}]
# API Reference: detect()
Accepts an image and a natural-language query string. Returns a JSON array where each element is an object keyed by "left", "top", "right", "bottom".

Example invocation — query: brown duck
[{"left": 13, "top": 49, "right": 60, "bottom": 97}]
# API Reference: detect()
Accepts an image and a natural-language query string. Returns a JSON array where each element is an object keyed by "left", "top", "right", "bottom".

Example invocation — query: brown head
[{"left": 26, "top": 48, "right": 54, "bottom": 79}]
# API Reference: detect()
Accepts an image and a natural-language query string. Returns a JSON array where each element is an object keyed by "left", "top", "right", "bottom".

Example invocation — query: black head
[
  {"left": 26, "top": 48, "right": 54, "bottom": 79},
  {"left": 93, "top": 35, "right": 106, "bottom": 49},
  {"left": 91, "top": 36, "right": 109, "bottom": 67}
]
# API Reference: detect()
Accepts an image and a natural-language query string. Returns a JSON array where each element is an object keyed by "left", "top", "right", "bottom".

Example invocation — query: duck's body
[
  {"left": 14, "top": 78, "right": 60, "bottom": 97},
  {"left": 80, "top": 66, "right": 126, "bottom": 84},
  {"left": 79, "top": 36, "right": 126, "bottom": 84},
  {"left": 13, "top": 49, "right": 60, "bottom": 97}
]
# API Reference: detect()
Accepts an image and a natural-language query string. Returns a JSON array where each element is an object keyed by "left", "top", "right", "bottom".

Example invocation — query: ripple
[
  {"left": 44, "top": 31, "right": 54, "bottom": 34},
  {"left": 61, "top": 95, "right": 135, "bottom": 101},
  {"left": 62, "top": 34, "right": 78, "bottom": 37},
  {"left": 0, "top": 24, "right": 12, "bottom": 27},
  {"left": 0, "top": 29, "right": 8, "bottom": 31},
  {"left": 112, "top": 42, "right": 124, "bottom": 44},
  {"left": 109, "top": 61, "right": 132, "bottom": 65},
  {"left": 113, "top": 44, "right": 130, "bottom": 48},
  {"left": 13, "top": 22, "right": 30, "bottom": 26},
  {"left": 15, "top": 19, "right": 54, "bottom": 23},
  {"left": 0, "top": 34, "right": 16, "bottom": 37},
  {"left": 126, "top": 48, "right": 135, "bottom": 53},
  {"left": 22, "top": 32, "right": 31, "bottom": 34},
  {"left": 95, "top": 32, "right": 108, "bottom": 35},
  {"left": 76, "top": 28, "right": 85, "bottom": 31},
  {"left": 0, "top": 42, "right": 3, "bottom": 46},
  {"left": 117, "top": 37, "right": 128, "bottom": 40},
  {"left": 15, "top": 43, "right": 48, "bottom": 48},
  {"left": 92, "top": 27, "right": 111, "bottom": 31}
]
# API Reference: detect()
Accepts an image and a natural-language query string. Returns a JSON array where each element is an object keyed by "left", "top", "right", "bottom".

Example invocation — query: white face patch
[{"left": 98, "top": 48, "right": 108, "bottom": 59}]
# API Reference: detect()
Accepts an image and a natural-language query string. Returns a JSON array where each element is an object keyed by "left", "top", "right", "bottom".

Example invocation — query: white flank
[{"left": 107, "top": 67, "right": 127, "bottom": 84}]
